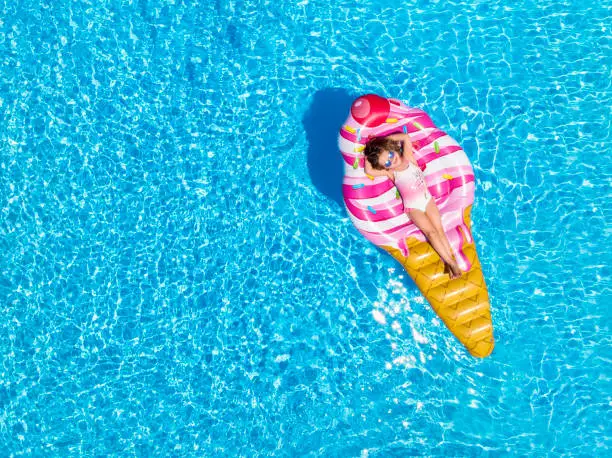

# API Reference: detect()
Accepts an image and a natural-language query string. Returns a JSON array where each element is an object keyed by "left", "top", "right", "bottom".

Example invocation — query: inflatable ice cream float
[{"left": 339, "top": 94, "right": 494, "bottom": 358}]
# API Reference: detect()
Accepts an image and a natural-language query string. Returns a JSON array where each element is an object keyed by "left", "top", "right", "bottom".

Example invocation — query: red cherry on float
[{"left": 350, "top": 94, "right": 390, "bottom": 127}]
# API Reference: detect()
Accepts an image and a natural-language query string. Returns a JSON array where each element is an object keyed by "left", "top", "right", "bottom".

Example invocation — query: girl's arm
[
  {"left": 386, "top": 133, "right": 416, "bottom": 164},
  {"left": 364, "top": 159, "right": 393, "bottom": 180}
]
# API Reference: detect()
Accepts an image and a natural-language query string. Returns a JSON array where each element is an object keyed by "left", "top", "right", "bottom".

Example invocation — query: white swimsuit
[{"left": 393, "top": 162, "right": 432, "bottom": 213}]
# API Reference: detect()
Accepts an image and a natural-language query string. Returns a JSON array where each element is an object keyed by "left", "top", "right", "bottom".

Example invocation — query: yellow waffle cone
[{"left": 382, "top": 206, "right": 495, "bottom": 357}]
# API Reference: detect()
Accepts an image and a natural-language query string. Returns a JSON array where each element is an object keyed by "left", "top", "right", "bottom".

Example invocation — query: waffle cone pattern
[
  {"left": 383, "top": 206, "right": 494, "bottom": 358},
  {"left": 340, "top": 94, "right": 494, "bottom": 357}
]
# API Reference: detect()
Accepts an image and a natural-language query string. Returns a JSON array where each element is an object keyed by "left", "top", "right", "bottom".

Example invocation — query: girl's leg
[
  {"left": 407, "top": 208, "right": 462, "bottom": 279},
  {"left": 424, "top": 199, "right": 456, "bottom": 262}
]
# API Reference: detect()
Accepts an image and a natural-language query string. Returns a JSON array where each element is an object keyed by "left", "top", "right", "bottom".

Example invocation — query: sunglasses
[
  {"left": 383, "top": 143, "right": 404, "bottom": 168},
  {"left": 383, "top": 151, "right": 395, "bottom": 168}
]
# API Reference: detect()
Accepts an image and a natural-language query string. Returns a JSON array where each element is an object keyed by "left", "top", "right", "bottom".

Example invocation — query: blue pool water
[{"left": 1, "top": 0, "right": 610, "bottom": 456}]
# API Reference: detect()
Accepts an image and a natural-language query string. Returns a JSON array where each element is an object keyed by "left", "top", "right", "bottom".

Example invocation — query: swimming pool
[{"left": 1, "top": 0, "right": 610, "bottom": 455}]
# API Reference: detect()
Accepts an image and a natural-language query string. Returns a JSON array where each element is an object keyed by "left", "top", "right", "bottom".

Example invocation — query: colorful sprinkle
[
  {"left": 443, "top": 173, "right": 454, "bottom": 180},
  {"left": 354, "top": 145, "right": 365, "bottom": 152},
  {"left": 345, "top": 125, "right": 356, "bottom": 134},
  {"left": 352, "top": 157, "right": 359, "bottom": 169},
  {"left": 352, "top": 183, "right": 365, "bottom": 189},
  {"left": 413, "top": 121, "right": 425, "bottom": 130},
  {"left": 385, "top": 118, "right": 398, "bottom": 123},
  {"left": 366, "top": 174, "right": 375, "bottom": 180},
  {"left": 367, "top": 206, "right": 377, "bottom": 214},
  {"left": 402, "top": 125, "right": 407, "bottom": 134},
  {"left": 396, "top": 189, "right": 401, "bottom": 199},
  {"left": 357, "top": 128, "right": 362, "bottom": 141},
  {"left": 434, "top": 141, "right": 440, "bottom": 154}
]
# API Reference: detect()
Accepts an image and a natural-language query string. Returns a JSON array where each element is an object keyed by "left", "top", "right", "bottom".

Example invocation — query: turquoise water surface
[{"left": 1, "top": 0, "right": 610, "bottom": 456}]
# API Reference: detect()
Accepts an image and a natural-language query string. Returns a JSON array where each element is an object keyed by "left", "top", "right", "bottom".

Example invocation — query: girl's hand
[
  {"left": 388, "top": 133, "right": 413, "bottom": 152},
  {"left": 364, "top": 157, "right": 394, "bottom": 180},
  {"left": 387, "top": 132, "right": 411, "bottom": 143},
  {"left": 364, "top": 158, "right": 377, "bottom": 177}
]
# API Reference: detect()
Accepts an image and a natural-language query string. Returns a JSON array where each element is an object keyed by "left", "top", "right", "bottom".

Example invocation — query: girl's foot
[{"left": 445, "top": 262, "right": 462, "bottom": 279}]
